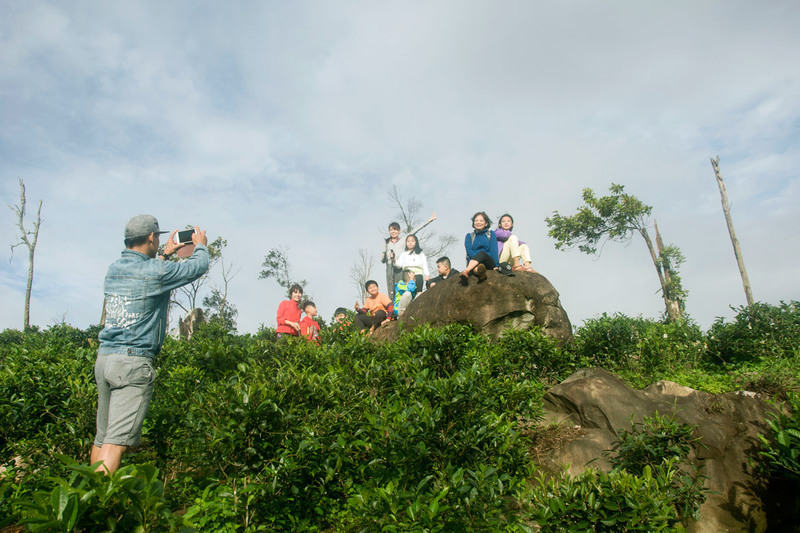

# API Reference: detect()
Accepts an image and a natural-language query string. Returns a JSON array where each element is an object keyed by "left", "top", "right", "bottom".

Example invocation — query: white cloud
[{"left": 1, "top": 0, "right": 799, "bottom": 334}]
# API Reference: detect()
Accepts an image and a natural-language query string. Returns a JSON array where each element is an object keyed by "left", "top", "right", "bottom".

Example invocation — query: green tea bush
[
  {"left": 493, "top": 328, "right": 574, "bottom": 384},
  {"left": 183, "top": 480, "right": 267, "bottom": 532},
  {"left": 526, "top": 460, "right": 697, "bottom": 532},
  {"left": 759, "top": 398, "right": 800, "bottom": 483},
  {"left": 395, "top": 323, "right": 480, "bottom": 377},
  {"left": 706, "top": 301, "right": 800, "bottom": 365},
  {"left": 0, "top": 345, "right": 96, "bottom": 468},
  {"left": 609, "top": 413, "right": 700, "bottom": 476},
  {"left": 13, "top": 310, "right": 797, "bottom": 530},
  {"left": 757, "top": 397, "right": 800, "bottom": 529},
  {"left": 609, "top": 413, "right": 706, "bottom": 524},
  {"left": 0, "top": 466, "right": 22, "bottom": 528},
  {"left": 527, "top": 414, "right": 706, "bottom": 531},
  {"left": 571, "top": 314, "right": 704, "bottom": 380},
  {"left": 14, "top": 457, "right": 175, "bottom": 532},
  {"left": 347, "top": 465, "right": 519, "bottom": 532}
]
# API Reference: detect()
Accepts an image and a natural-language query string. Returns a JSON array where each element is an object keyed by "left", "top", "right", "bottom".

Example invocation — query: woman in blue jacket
[{"left": 460, "top": 211, "right": 499, "bottom": 284}]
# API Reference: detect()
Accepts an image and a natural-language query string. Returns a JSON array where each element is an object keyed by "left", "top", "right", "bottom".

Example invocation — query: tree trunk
[
  {"left": 639, "top": 227, "right": 681, "bottom": 322},
  {"left": 710, "top": 156, "right": 754, "bottom": 306},
  {"left": 11, "top": 179, "right": 42, "bottom": 330},
  {"left": 654, "top": 221, "right": 682, "bottom": 321},
  {"left": 25, "top": 247, "right": 34, "bottom": 329}
]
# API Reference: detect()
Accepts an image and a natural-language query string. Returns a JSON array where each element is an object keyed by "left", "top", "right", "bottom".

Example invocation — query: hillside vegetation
[{"left": 1, "top": 301, "right": 799, "bottom": 531}]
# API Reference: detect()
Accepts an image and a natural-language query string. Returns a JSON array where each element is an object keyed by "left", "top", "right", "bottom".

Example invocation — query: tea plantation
[{"left": 1, "top": 301, "right": 799, "bottom": 531}]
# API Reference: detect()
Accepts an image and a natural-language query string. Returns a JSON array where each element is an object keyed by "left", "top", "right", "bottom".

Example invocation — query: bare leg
[
  {"left": 90, "top": 445, "right": 102, "bottom": 465},
  {"left": 93, "top": 444, "right": 127, "bottom": 475},
  {"left": 461, "top": 259, "right": 479, "bottom": 276}
]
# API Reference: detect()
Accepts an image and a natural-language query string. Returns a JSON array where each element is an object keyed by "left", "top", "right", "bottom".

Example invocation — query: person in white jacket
[
  {"left": 395, "top": 233, "right": 430, "bottom": 293},
  {"left": 381, "top": 213, "right": 436, "bottom": 299}
]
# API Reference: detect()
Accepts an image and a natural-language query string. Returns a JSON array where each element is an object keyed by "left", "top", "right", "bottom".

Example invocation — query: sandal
[
  {"left": 512, "top": 265, "right": 526, "bottom": 272},
  {"left": 525, "top": 266, "right": 538, "bottom": 273}
]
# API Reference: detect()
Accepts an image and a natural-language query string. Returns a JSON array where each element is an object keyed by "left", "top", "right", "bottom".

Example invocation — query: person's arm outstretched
[{"left": 409, "top": 211, "right": 437, "bottom": 236}]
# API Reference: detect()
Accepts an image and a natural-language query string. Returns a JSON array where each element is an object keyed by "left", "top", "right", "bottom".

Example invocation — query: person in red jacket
[
  {"left": 300, "top": 301, "right": 321, "bottom": 343},
  {"left": 276, "top": 284, "right": 303, "bottom": 338}
]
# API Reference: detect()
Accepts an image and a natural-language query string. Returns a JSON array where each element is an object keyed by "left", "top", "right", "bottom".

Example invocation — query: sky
[{"left": 1, "top": 1, "right": 799, "bottom": 334}]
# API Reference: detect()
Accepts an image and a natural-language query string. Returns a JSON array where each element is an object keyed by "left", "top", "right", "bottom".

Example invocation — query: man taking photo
[{"left": 91, "top": 214, "right": 209, "bottom": 474}]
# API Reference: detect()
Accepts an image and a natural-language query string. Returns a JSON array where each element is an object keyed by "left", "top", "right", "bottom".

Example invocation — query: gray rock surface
[
  {"left": 371, "top": 269, "right": 572, "bottom": 343},
  {"left": 537, "top": 368, "right": 778, "bottom": 533}
]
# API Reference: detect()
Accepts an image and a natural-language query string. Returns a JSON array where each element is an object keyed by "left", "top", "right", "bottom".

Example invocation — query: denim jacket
[{"left": 98, "top": 245, "right": 209, "bottom": 358}]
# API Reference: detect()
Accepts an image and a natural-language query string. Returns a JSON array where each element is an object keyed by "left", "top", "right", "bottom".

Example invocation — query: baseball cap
[
  {"left": 497, "top": 262, "right": 516, "bottom": 277},
  {"left": 124, "top": 215, "right": 169, "bottom": 240}
]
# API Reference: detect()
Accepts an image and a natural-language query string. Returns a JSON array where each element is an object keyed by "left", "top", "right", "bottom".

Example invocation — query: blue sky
[{"left": 2, "top": 0, "right": 799, "bottom": 333}]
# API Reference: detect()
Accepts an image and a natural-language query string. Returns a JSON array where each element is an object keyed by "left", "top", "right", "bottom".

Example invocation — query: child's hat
[{"left": 497, "top": 262, "right": 515, "bottom": 277}]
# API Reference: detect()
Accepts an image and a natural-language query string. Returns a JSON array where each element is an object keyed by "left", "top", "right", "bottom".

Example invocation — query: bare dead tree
[
  {"left": 710, "top": 156, "right": 754, "bottom": 306},
  {"left": 350, "top": 248, "right": 374, "bottom": 303},
  {"left": 387, "top": 186, "right": 457, "bottom": 263},
  {"left": 389, "top": 186, "right": 424, "bottom": 234},
  {"left": 171, "top": 236, "right": 226, "bottom": 313},
  {"left": 9, "top": 178, "right": 43, "bottom": 330},
  {"left": 203, "top": 258, "right": 240, "bottom": 331}
]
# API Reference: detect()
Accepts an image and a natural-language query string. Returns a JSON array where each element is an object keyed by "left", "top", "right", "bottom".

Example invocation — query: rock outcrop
[
  {"left": 537, "top": 368, "right": 779, "bottom": 533},
  {"left": 371, "top": 270, "right": 572, "bottom": 343},
  {"left": 179, "top": 308, "right": 204, "bottom": 340}
]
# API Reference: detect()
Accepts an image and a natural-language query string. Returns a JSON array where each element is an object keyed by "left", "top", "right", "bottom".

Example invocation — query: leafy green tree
[
  {"left": 259, "top": 246, "right": 308, "bottom": 294},
  {"left": 545, "top": 183, "right": 687, "bottom": 321}
]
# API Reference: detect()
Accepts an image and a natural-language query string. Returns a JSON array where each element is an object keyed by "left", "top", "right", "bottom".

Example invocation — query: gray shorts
[{"left": 94, "top": 354, "right": 156, "bottom": 448}]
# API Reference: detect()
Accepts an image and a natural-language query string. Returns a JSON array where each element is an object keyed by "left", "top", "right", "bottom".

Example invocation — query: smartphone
[{"left": 177, "top": 229, "right": 195, "bottom": 244}]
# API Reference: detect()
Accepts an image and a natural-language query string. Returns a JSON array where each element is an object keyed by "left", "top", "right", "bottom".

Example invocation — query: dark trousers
[
  {"left": 471, "top": 251, "right": 496, "bottom": 270},
  {"left": 414, "top": 274, "right": 424, "bottom": 294},
  {"left": 355, "top": 310, "right": 388, "bottom": 330}
]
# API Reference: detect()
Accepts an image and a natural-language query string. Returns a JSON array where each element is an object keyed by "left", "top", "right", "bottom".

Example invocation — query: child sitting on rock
[
  {"left": 393, "top": 270, "right": 416, "bottom": 318},
  {"left": 354, "top": 280, "right": 392, "bottom": 334},
  {"left": 496, "top": 214, "right": 536, "bottom": 272}
]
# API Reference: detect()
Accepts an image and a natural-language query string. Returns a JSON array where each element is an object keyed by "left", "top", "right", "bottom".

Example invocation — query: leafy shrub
[
  {"left": 395, "top": 323, "right": 480, "bottom": 377},
  {"left": 608, "top": 413, "right": 706, "bottom": 524},
  {"left": 526, "top": 460, "right": 699, "bottom": 532},
  {"left": 609, "top": 413, "right": 700, "bottom": 476},
  {"left": 0, "top": 466, "right": 22, "bottom": 528},
  {"left": 347, "top": 465, "right": 520, "bottom": 532},
  {"left": 525, "top": 413, "right": 706, "bottom": 531},
  {"left": 757, "top": 397, "right": 800, "bottom": 529},
  {"left": 0, "top": 345, "right": 96, "bottom": 467},
  {"left": 13, "top": 457, "right": 175, "bottom": 532},
  {"left": 493, "top": 327, "right": 574, "bottom": 384},
  {"left": 571, "top": 314, "right": 704, "bottom": 380},
  {"left": 706, "top": 301, "right": 800, "bottom": 364},
  {"left": 759, "top": 399, "right": 800, "bottom": 482},
  {"left": 571, "top": 313, "right": 642, "bottom": 368},
  {"left": 11, "top": 314, "right": 795, "bottom": 530},
  {"left": 183, "top": 480, "right": 267, "bottom": 532}
]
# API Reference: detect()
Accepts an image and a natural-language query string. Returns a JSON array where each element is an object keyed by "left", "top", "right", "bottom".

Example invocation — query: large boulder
[
  {"left": 536, "top": 368, "right": 779, "bottom": 533},
  {"left": 371, "top": 270, "right": 572, "bottom": 343}
]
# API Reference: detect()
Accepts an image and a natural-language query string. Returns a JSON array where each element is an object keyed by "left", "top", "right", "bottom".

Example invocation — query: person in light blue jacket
[{"left": 92, "top": 215, "right": 209, "bottom": 474}]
